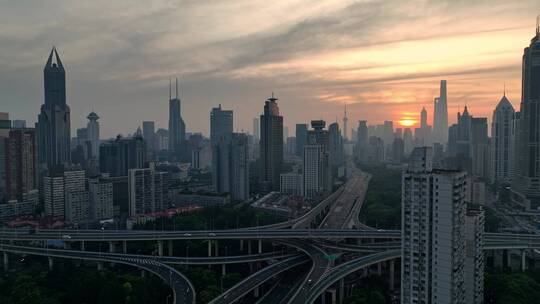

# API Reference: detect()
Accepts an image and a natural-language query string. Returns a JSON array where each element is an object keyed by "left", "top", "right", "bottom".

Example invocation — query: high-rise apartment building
[
  {"left": 142, "top": 121, "right": 156, "bottom": 156},
  {"left": 471, "top": 117, "right": 490, "bottom": 180},
  {"left": 259, "top": 94, "right": 283, "bottom": 191},
  {"left": 253, "top": 118, "right": 260, "bottom": 141},
  {"left": 88, "top": 177, "right": 114, "bottom": 221},
  {"left": 433, "top": 80, "right": 449, "bottom": 144},
  {"left": 303, "top": 144, "right": 324, "bottom": 198},
  {"left": 168, "top": 78, "right": 186, "bottom": 161},
  {"left": 37, "top": 47, "right": 71, "bottom": 169},
  {"left": 401, "top": 147, "right": 467, "bottom": 304},
  {"left": 464, "top": 207, "right": 485, "bottom": 304},
  {"left": 491, "top": 95, "right": 515, "bottom": 184},
  {"left": 128, "top": 167, "right": 168, "bottom": 216},
  {"left": 230, "top": 133, "right": 249, "bottom": 200},
  {"left": 64, "top": 170, "right": 88, "bottom": 223},
  {"left": 5, "top": 129, "right": 38, "bottom": 202}
]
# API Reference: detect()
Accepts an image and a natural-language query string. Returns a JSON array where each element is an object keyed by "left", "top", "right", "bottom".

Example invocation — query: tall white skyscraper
[
  {"left": 303, "top": 144, "right": 324, "bottom": 198},
  {"left": 490, "top": 94, "right": 515, "bottom": 184},
  {"left": 86, "top": 111, "right": 100, "bottom": 160},
  {"left": 401, "top": 147, "right": 467, "bottom": 304}
]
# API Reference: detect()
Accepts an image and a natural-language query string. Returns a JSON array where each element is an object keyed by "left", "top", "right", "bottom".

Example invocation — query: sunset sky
[{"left": 1, "top": 0, "right": 539, "bottom": 137}]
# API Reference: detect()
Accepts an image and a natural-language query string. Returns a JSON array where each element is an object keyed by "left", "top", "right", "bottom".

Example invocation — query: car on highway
[
  {"left": 62, "top": 234, "right": 72, "bottom": 240},
  {"left": 183, "top": 233, "right": 192, "bottom": 237},
  {"left": 208, "top": 233, "right": 216, "bottom": 237}
]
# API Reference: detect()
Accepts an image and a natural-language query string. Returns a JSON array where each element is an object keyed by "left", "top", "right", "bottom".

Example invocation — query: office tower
[
  {"left": 168, "top": 78, "right": 186, "bottom": 161},
  {"left": 401, "top": 147, "right": 467, "bottom": 304},
  {"left": 37, "top": 47, "right": 71, "bottom": 169},
  {"left": 259, "top": 93, "right": 283, "bottom": 191},
  {"left": 210, "top": 104, "right": 233, "bottom": 146},
  {"left": 5, "top": 129, "right": 38, "bottom": 202},
  {"left": 88, "top": 177, "right": 114, "bottom": 221},
  {"left": 403, "top": 128, "right": 413, "bottom": 155},
  {"left": 303, "top": 144, "right": 324, "bottom": 198},
  {"left": 328, "top": 122, "right": 344, "bottom": 175},
  {"left": 283, "top": 126, "right": 289, "bottom": 142},
  {"left": 433, "top": 80, "right": 449, "bottom": 144},
  {"left": 99, "top": 136, "right": 146, "bottom": 177},
  {"left": 0, "top": 112, "right": 10, "bottom": 201},
  {"left": 415, "top": 107, "right": 432, "bottom": 146},
  {"left": 76, "top": 127, "right": 88, "bottom": 147},
  {"left": 86, "top": 112, "right": 100, "bottom": 160},
  {"left": 366, "top": 136, "right": 385, "bottom": 162},
  {"left": 128, "top": 167, "right": 168, "bottom": 216},
  {"left": 253, "top": 118, "right": 260, "bottom": 140},
  {"left": 307, "top": 120, "right": 331, "bottom": 191},
  {"left": 491, "top": 94, "right": 515, "bottom": 184},
  {"left": 11, "top": 120, "right": 26, "bottom": 129},
  {"left": 392, "top": 137, "right": 404, "bottom": 163},
  {"left": 211, "top": 105, "right": 234, "bottom": 193},
  {"left": 382, "top": 120, "right": 394, "bottom": 145},
  {"left": 155, "top": 128, "right": 169, "bottom": 151},
  {"left": 464, "top": 207, "right": 485, "bottom": 304},
  {"left": 356, "top": 120, "right": 368, "bottom": 160},
  {"left": 285, "top": 137, "right": 296, "bottom": 155},
  {"left": 64, "top": 170, "right": 88, "bottom": 223},
  {"left": 230, "top": 133, "right": 249, "bottom": 200},
  {"left": 295, "top": 123, "right": 308, "bottom": 157},
  {"left": 342, "top": 103, "right": 348, "bottom": 140},
  {"left": 394, "top": 128, "right": 403, "bottom": 139},
  {"left": 513, "top": 21, "right": 540, "bottom": 208},
  {"left": 471, "top": 117, "right": 490, "bottom": 180},
  {"left": 142, "top": 121, "right": 156, "bottom": 156}
]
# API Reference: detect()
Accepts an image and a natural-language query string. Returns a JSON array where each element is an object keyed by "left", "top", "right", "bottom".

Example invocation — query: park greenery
[
  {"left": 485, "top": 268, "right": 540, "bottom": 303},
  {"left": 342, "top": 275, "right": 391, "bottom": 304},
  {"left": 357, "top": 163, "right": 402, "bottom": 229}
]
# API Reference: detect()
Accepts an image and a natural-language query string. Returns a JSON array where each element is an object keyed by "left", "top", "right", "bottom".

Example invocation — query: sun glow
[{"left": 398, "top": 118, "right": 417, "bottom": 127}]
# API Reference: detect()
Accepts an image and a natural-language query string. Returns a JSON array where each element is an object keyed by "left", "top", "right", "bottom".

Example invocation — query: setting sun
[{"left": 398, "top": 118, "right": 417, "bottom": 127}]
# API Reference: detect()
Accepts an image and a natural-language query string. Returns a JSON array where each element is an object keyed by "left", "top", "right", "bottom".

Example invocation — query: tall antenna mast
[
  {"left": 175, "top": 77, "right": 179, "bottom": 99},
  {"left": 169, "top": 78, "right": 172, "bottom": 100}
]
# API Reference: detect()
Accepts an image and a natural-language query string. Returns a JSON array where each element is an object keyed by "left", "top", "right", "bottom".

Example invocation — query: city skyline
[{"left": 1, "top": 1, "right": 539, "bottom": 137}]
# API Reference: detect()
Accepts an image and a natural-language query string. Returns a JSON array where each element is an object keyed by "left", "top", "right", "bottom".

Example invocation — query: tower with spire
[
  {"left": 490, "top": 90, "right": 515, "bottom": 184},
  {"left": 37, "top": 47, "right": 71, "bottom": 169},
  {"left": 342, "top": 103, "right": 348, "bottom": 140},
  {"left": 87, "top": 111, "right": 100, "bottom": 160},
  {"left": 259, "top": 93, "right": 283, "bottom": 191},
  {"left": 168, "top": 78, "right": 186, "bottom": 161},
  {"left": 432, "top": 80, "right": 448, "bottom": 145}
]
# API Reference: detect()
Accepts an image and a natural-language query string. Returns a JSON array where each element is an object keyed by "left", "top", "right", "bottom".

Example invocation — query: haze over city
[{"left": 2, "top": 0, "right": 539, "bottom": 137}]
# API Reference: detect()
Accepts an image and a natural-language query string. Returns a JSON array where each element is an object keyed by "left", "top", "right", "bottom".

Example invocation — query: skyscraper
[
  {"left": 230, "top": 133, "right": 249, "bottom": 200},
  {"left": 303, "top": 144, "right": 324, "bottom": 198},
  {"left": 253, "top": 118, "right": 260, "bottom": 140},
  {"left": 86, "top": 111, "right": 100, "bottom": 160},
  {"left": 0, "top": 112, "right": 10, "bottom": 201},
  {"left": 37, "top": 47, "right": 71, "bottom": 169},
  {"left": 295, "top": 123, "right": 308, "bottom": 157},
  {"left": 210, "top": 105, "right": 233, "bottom": 147},
  {"left": 99, "top": 136, "right": 146, "bottom": 177},
  {"left": 88, "top": 177, "right": 114, "bottom": 222},
  {"left": 259, "top": 93, "right": 283, "bottom": 191},
  {"left": 64, "top": 170, "right": 88, "bottom": 223},
  {"left": 433, "top": 80, "right": 449, "bottom": 144},
  {"left": 168, "top": 78, "right": 186, "bottom": 161},
  {"left": 128, "top": 167, "right": 168, "bottom": 216},
  {"left": 491, "top": 94, "right": 515, "bottom": 184},
  {"left": 342, "top": 103, "right": 348, "bottom": 140},
  {"left": 514, "top": 21, "right": 540, "bottom": 208},
  {"left": 5, "top": 129, "right": 38, "bottom": 202},
  {"left": 471, "top": 117, "right": 490, "bottom": 180},
  {"left": 401, "top": 147, "right": 467, "bottom": 304},
  {"left": 142, "top": 121, "right": 155, "bottom": 156},
  {"left": 415, "top": 107, "right": 432, "bottom": 146},
  {"left": 211, "top": 105, "right": 233, "bottom": 194},
  {"left": 328, "top": 122, "right": 344, "bottom": 175}
]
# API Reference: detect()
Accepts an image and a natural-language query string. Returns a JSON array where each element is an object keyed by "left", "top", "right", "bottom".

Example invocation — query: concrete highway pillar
[
  {"left": 389, "top": 259, "right": 395, "bottom": 291},
  {"left": 330, "top": 289, "right": 337, "bottom": 304},
  {"left": 168, "top": 240, "right": 173, "bottom": 256},
  {"left": 504, "top": 249, "right": 510, "bottom": 269},
  {"left": 158, "top": 241, "right": 163, "bottom": 257},
  {"left": 377, "top": 262, "right": 382, "bottom": 276},
  {"left": 48, "top": 257, "right": 54, "bottom": 270},
  {"left": 3, "top": 252, "right": 8, "bottom": 272},
  {"left": 140, "top": 269, "right": 146, "bottom": 278},
  {"left": 240, "top": 240, "right": 244, "bottom": 251},
  {"left": 254, "top": 286, "right": 259, "bottom": 297},
  {"left": 108, "top": 241, "right": 115, "bottom": 253},
  {"left": 97, "top": 262, "right": 103, "bottom": 271},
  {"left": 258, "top": 239, "right": 262, "bottom": 254},
  {"left": 248, "top": 241, "right": 252, "bottom": 254},
  {"left": 521, "top": 249, "right": 527, "bottom": 271},
  {"left": 339, "top": 279, "right": 344, "bottom": 304},
  {"left": 208, "top": 241, "right": 212, "bottom": 257},
  {"left": 222, "top": 264, "right": 226, "bottom": 276},
  {"left": 214, "top": 241, "right": 219, "bottom": 257},
  {"left": 80, "top": 241, "right": 85, "bottom": 251}
]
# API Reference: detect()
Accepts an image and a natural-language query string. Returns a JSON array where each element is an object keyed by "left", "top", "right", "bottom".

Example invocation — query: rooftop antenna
[
  {"left": 175, "top": 77, "right": 178, "bottom": 99},
  {"left": 169, "top": 78, "right": 172, "bottom": 100}
]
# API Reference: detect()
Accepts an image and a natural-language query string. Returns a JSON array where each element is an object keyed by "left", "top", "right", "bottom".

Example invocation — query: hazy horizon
[{"left": 1, "top": 0, "right": 539, "bottom": 137}]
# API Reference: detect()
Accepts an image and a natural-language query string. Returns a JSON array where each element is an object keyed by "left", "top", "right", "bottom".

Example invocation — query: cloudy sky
[{"left": 1, "top": 0, "right": 539, "bottom": 137}]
